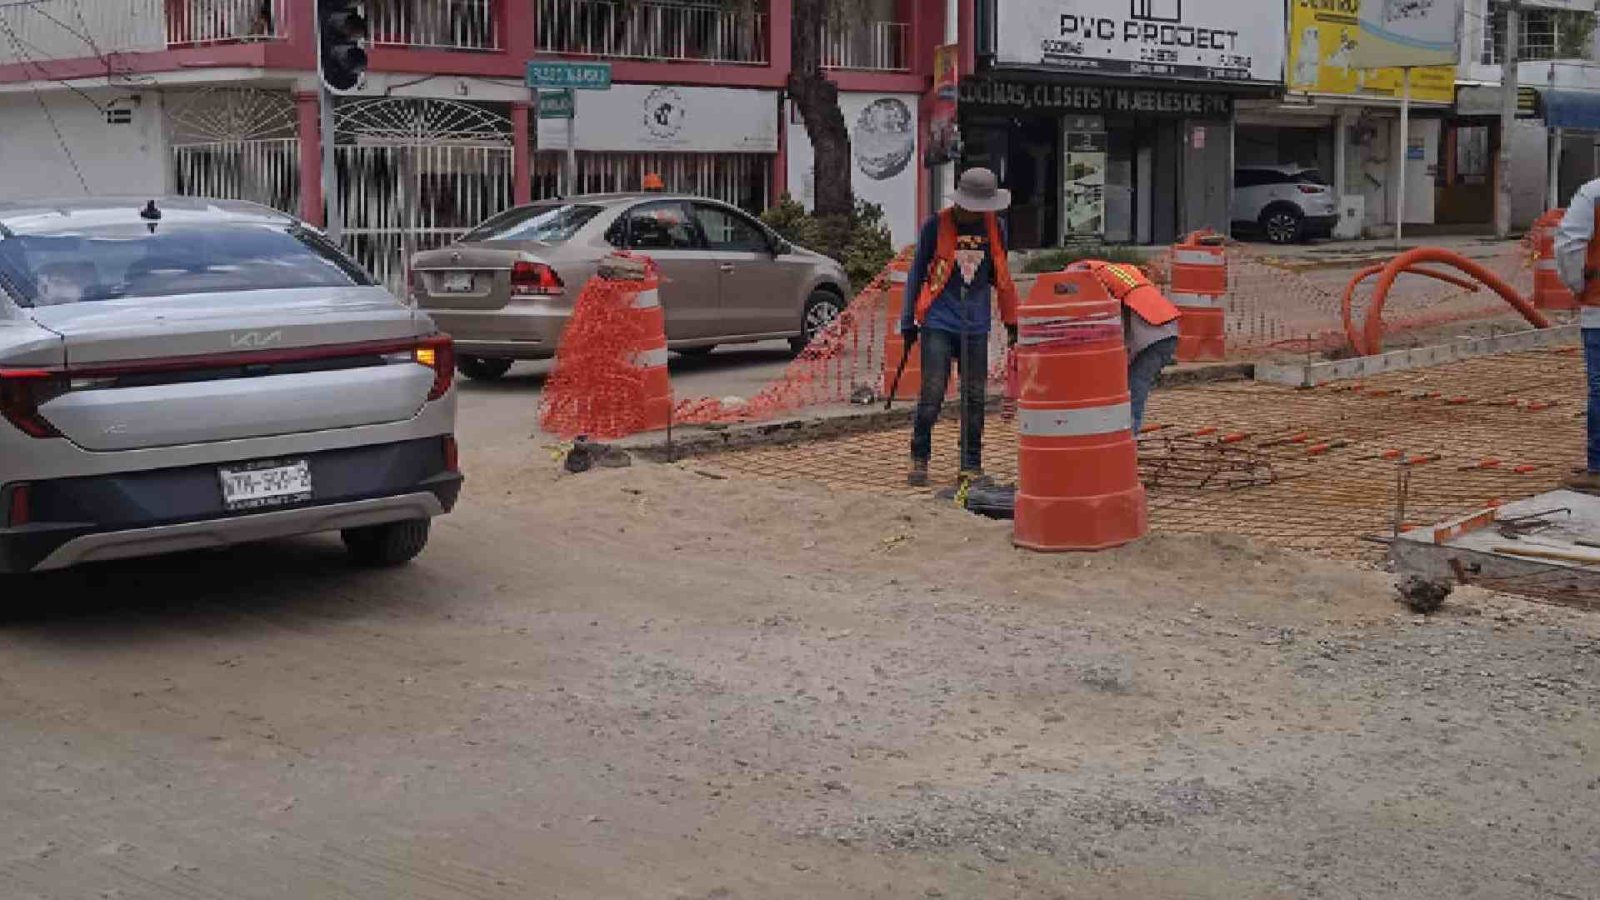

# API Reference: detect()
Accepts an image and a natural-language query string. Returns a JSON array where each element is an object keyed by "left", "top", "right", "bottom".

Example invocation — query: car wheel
[
  {"left": 343, "top": 519, "right": 431, "bottom": 568},
  {"left": 791, "top": 291, "right": 845, "bottom": 354},
  {"left": 1260, "top": 206, "right": 1305, "bottom": 244}
]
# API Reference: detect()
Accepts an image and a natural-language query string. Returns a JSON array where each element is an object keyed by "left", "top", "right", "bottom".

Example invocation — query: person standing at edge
[
  {"left": 900, "top": 167, "right": 1021, "bottom": 488},
  {"left": 1555, "top": 179, "right": 1600, "bottom": 492}
]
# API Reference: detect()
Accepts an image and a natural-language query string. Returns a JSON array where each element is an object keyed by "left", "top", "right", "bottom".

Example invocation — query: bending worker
[
  {"left": 900, "top": 167, "right": 1020, "bottom": 487},
  {"left": 1079, "top": 261, "right": 1182, "bottom": 434},
  {"left": 1555, "top": 180, "right": 1600, "bottom": 492}
]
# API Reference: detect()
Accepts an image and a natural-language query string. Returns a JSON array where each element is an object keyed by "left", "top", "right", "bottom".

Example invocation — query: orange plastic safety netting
[
  {"left": 538, "top": 273, "right": 652, "bottom": 440},
  {"left": 672, "top": 248, "right": 913, "bottom": 425},
  {"left": 541, "top": 239, "right": 1546, "bottom": 438},
  {"left": 1201, "top": 240, "right": 1541, "bottom": 356}
]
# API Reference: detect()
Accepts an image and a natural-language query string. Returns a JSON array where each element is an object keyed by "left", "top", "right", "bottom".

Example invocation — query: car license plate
[
  {"left": 442, "top": 272, "right": 474, "bottom": 293},
  {"left": 218, "top": 459, "right": 314, "bottom": 511}
]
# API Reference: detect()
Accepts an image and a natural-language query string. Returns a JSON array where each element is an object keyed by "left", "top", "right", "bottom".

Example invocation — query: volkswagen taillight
[
  {"left": 0, "top": 369, "right": 62, "bottom": 439},
  {"left": 1297, "top": 185, "right": 1326, "bottom": 195},
  {"left": 511, "top": 261, "right": 564, "bottom": 298}
]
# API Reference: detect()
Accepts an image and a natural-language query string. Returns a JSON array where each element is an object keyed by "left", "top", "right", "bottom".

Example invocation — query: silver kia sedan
[
  {"left": 0, "top": 197, "right": 461, "bottom": 574},
  {"left": 411, "top": 193, "right": 852, "bottom": 381}
]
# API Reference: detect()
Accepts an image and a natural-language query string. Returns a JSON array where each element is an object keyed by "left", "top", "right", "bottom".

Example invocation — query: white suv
[{"left": 1232, "top": 165, "right": 1339, "bottom": 244}]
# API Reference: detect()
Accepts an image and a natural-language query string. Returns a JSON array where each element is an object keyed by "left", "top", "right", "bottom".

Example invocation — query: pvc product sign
[
  {"left": 1350, "top": 0, "right": 1462, "bottom": 70},
  {"left": 995, "top": 0, "right": 1286, "bottom": 86},
  {"left": 1289, "top": 0, "right": 1455, "bottom": 104},
  {"left": 537, "top": 84, "right": 778, "bottom": 154}
]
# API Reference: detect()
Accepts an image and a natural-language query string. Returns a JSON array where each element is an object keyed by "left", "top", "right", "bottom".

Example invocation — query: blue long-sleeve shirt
[{"left": 900, "top": 214, "right": 1005, "bottom": 336}]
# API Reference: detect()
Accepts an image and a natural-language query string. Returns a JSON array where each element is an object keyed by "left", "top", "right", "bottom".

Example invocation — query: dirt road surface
[{"left": 4, "top": 381, "right": 1600, "bottom": 898}]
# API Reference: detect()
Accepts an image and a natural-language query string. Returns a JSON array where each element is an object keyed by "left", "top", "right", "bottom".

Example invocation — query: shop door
[{"left": 1181, "top": 122, "right": 1232, "bottom": 236}]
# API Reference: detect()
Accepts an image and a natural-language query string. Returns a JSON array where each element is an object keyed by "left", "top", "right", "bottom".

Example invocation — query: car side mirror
[{"left": 773, "top": 239, "right": 792, "bottom": 257}]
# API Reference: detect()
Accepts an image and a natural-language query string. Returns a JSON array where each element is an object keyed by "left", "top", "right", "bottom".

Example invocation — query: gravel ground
[{"left": 3, "top": 452, "right": 1598, "bottom": 899}]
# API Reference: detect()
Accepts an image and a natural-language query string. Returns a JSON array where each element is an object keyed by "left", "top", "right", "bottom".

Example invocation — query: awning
[
  {"left": 1454, "top": 84, "right": 1600, "bottom": 130},
  {"left": 1541, "top": 89, "right": 1600, "bottom": 131}
]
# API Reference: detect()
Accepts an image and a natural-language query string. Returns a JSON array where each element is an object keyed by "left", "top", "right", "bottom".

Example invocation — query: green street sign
[
  {"left": 526, "top": 61, "right": 611, "bottom": 90},
  {"left": 538, "top": 89, "right": 574, "bottom": 120}
]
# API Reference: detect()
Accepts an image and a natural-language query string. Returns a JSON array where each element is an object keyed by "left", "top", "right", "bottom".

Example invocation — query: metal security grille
[
  {"left": 533, "top": 150, "right": 771, "bottom": 213},
  {"left": 167, "top": 87, "right": 299, "bottom": 216},
  {"left": 534, "top": 0, "right": 768, "bottom": 64},
  {"left": 334, "top": 98, "right": 514, "bottom": 295}
]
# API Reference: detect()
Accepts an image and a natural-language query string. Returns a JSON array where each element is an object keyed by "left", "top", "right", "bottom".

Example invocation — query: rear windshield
[
  {"left": 0, "top": 222, "right": 372, "bottom": 307},
  {"left": 1292, "top": 170, "right": 1328, "bottom": 186},
  {"left": 462, "top": 203, "right": 603, "bottom": 243}
]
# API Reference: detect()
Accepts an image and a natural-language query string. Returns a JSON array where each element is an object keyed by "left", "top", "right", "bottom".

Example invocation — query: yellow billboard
[{"left": 1289, "top": 0, "right": 1456, "bottom": 104}]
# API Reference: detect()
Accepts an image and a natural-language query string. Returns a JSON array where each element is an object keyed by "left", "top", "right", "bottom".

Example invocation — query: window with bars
[{"left": 1481, "top": 2, "right": 1595, "bottom": 63}]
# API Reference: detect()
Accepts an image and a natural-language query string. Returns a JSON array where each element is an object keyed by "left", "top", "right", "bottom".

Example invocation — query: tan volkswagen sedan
[{"left": 411, "top": 193, "right": 852, "bottom": 380}]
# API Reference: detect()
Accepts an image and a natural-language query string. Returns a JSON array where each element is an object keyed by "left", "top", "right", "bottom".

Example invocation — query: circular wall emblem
[
  {"left": 853, "top": 98, "right": 914, "bottom": 182},
  {"left": 643, "top": 87, "right": 687, "bottom": 141}
]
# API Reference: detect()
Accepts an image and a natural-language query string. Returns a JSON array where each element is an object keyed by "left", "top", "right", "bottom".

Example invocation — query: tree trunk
[{"left": 788, "top": 0, "right": 853, "bottom": 217}]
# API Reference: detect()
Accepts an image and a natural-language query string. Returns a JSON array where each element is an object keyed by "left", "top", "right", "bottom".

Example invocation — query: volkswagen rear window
[
  {"left": 1292, "top": 170, "right": 1328, "bottom": 186},
  {"left": 463, "top": 203, "right": 603, "bottom": 243},
  {"left": 0, "top": 223, "right": 372, "bottom": 307}
]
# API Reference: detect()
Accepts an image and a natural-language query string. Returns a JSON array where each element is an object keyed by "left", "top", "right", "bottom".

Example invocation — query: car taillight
[
  {"left": 442, "top": 435, "right": 459, "bottom": 473},
  {"left": 6, "top": 483, "right": 30, "bottom": 526},
  {"left": 1297, "top": 185, "right": 1326, "bottom": 195},
  {"left": 511, "top": 261, "right": 563, "bottom": 297},
  {"left": 0, "top": 369, "right": 62, "bottom": 439},
  {"left": 416, "top": 334, "right": 455, "bottom": 401}
]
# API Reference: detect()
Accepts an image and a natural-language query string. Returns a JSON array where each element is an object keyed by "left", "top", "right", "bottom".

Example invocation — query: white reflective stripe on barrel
[
  {"left": 1582, "top": 306, "right": 1600, "bottom": 330},
  {"left": 1170, "top": 291, "right": 1222, "bottom": 308},
  {"left": 630, "top": 288, "right": 661, "bottom": 309},
  {"left": 632, "top": 347, "right": 670, "bottom": 368},
  {"left": 1019, "top": 312, "right": 1122, "bottom": 346},
  {"left": 1535, "top": 259, "right": 1559, "bottom": 271},
  {"left": 1173, "top": 250, "right": 1224, "bottom": 266},
  {"left": 1019, "top": 403, "right": 1133, "bottom": 437},
  {"left": 889, "top": 270, "right": 909, "bottom": 284}
]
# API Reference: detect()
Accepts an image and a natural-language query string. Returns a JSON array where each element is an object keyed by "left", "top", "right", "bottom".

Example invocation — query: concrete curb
[
  {"left": 613, "top": 360, "right": 1255, "bottom": 462},
  {"left": 1254, "top": 325, "right": 1579, "bottom": 388}
]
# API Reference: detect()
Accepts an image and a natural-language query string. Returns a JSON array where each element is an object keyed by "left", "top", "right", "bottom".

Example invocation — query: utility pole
[{"left": 1497, "top": 0, "right": 1521, "bottom": 239}]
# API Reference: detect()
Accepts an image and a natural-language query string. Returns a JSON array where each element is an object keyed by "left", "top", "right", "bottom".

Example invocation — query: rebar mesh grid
[{"left": 705, "top": 346, "right": 1588, "bottom": 563}]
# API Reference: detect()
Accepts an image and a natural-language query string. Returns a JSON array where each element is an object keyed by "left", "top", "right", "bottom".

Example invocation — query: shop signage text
[
  {"left": 960, "top": 79, "right": 1232, "bottom": 119},
  {"left": 996, "top": 0, "right": 1285, "bottom": 86}
]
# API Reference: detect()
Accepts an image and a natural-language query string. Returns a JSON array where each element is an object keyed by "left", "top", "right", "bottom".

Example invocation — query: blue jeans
[
  {"left": 1128, "top": 337, "right": 1178, "bottom": 435},
  {"left": 910, "top": 328, "right": 989, "bottom": 472},
  {"left": 1586, "top": 328, "right": 1600, "bottom": 472}
]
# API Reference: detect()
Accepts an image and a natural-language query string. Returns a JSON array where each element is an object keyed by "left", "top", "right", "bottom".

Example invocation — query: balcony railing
[
  {"left": 535, "top": 0, "right": 768, "bottom": 65},
  {"left": 0, "top": 0, "right": 165, "bottom": 64},
  {"left": 822, "top": 21, "right": 908, "bottom": 72},
  {"left": 369, "top": 0, "right": 501, "bottom": 52},
  {"left": 165, "top": 0, "right": 287, "bottom": 47}
]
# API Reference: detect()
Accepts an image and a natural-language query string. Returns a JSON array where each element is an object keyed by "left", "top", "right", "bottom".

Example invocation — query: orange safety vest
[
  {"left": 1584, "top": 206, "right": 1600, "bottom": 307},
  {"left": 1083, "top": 261, "right": 1182, "bottom": 326},
  {"left": 913, "top": 209, "right": 1020, "bottom": 326}
]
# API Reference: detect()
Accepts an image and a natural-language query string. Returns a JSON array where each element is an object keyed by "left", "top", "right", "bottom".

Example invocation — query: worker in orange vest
[
  {"left": 1555, "top": 181, "right": 1600, "bottom": 490},
  {"left": 1081, "top": 261, "right": 1183, "bottom": 434},
  {"left": 900, "top": 168, "right": 1021, "bottom": 487}
]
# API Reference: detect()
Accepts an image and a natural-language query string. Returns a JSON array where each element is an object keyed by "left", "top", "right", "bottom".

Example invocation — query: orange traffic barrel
[
  {"left": 1532, "top": 208, "right": 1577, "bottom": 311},
  {"left": 879, "top": 255, "right": 953, "bottom": 401},
  {"left": 1170, "top": 230, "right": 1227, "bottom": 361},
  {"left": 623, "top": 268, "right": 672, "bottom": 431},
  {"left": 1013, "top": 264, "right": 1147, "bottom": 552}
]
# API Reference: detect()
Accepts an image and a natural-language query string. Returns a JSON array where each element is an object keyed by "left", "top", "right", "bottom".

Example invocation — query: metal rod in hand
[{"left": 884, "top": 339, "right": 914, "bottom": 411}]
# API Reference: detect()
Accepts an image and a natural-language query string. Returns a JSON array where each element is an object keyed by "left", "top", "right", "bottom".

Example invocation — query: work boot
[
  {"left": 1563, "top": 470, "right": 1600, "bottom": 493},
  {"left": 907, "top": 458, "right": 930, "bottom": 488}
]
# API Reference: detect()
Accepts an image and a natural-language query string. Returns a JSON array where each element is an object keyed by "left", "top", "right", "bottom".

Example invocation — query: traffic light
[{"left": 318, "top": 0, "right": 367, "bottom": 92}]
